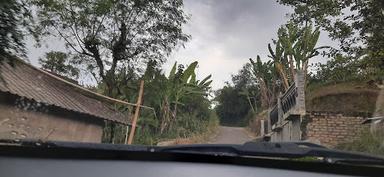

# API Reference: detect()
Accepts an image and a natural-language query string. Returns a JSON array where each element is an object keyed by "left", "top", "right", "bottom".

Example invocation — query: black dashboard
[
  {"left": 1, "top": 157, "right": 352, "bottom": 177},
  {"left": 0, "top": 141, "right": 383, "bottom": 177}
]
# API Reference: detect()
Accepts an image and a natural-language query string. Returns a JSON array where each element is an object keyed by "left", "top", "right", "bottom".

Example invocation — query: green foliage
[
  {"left": 215, "top": 63, "right": 261, "bottom": 126},
  {"left": 249, "top": 56, "right": 275, "bottom": 88},
  {"left": 217, "top": 23, "right": 324, "bottom": 127},
  {"left": 33, "top": 0, "right": 190, "bottom": 95},
  {"left": 249, "top": 56, "right": 277, "bottom": 109},
  {"left": 215, "top": 85, "right": 251, "bottom": 126},
  {"left": 309, "top": 53, "right": 384, "bottom": 87},
  {"left": 268, "top": 23, "right": 326, "bottom": 88},
  {"left": 159, "top": 61, "right": 212, "bottom": 133},
  {"left": 309, "top": 55, "right": 364, "bottom": 85},
  {"left": 277, "top": 0, "right": 384, "bottom": 68},
  {"left": 101, "top": 61, "right": 215, "bottom": 145},
  {"left": 336, "top": 128, "right": 384, "bottom": 156},
  {"left": 39, "top": 51, "right": 80, "bottom": 79},
  {"left": 246, "top": 23, "right": 324, "bottom": 111},
  {"left": 0, "top": 0, "right": 34, "bottom": 58}
]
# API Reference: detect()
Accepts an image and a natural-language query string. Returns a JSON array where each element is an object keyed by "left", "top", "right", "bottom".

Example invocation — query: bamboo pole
[
  {"left": 127, "top": 80, "right": 145, "bottom": 144},
  {"left": 124, "top": 126, "right": 130, "bottom": 144}
]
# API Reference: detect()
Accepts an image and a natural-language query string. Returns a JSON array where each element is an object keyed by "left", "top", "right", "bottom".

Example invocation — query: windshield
[{"left": 1, "top": 0, "right": 384, "bottom": 162}]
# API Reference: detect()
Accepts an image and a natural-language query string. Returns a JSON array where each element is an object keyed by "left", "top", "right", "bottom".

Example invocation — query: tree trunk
[
  {"left": 103, "top": 74, "right": 117, "bottom": 143},
  {"left": 289, "top": 55, "right": 295, "bottom": 81},
  {"left": 160, "top": 98, "right": 170, "bottom": 134},
  {"left": 276, "top": 62, "right": 289, "bottom": 91},
  {"left": 258, "top": 78, "right": 270, "bottom": 110},
  {"left": 168, "top": 103, "right": 178, "bottom": 132}
]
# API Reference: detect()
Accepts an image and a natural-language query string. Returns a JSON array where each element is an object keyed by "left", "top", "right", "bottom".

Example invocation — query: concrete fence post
[{"left": 291, "top": 70, "right": 306, "bottom": 141}]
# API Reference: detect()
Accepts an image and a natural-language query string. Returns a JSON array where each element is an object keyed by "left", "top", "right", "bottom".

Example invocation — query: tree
[
  {"left": 268, "top": 23, "right": 325, "bottom": 89},
  {"left": 159, "top": 61, "right": 212, "bottom": 133},
  {"left": 0, "top": 0, "right": 33, "bottom": 59},
  {"left": 215, "top": 85, "right": 251, "bottom": 126},
  {"left": 215, "top": 64, "right": 261, "bottom": 126},
  {"left": 232, "top": 63, "right": 259, "bottom": 113},
  {"left": 39, "top": 51, "right": 79, "bottom": 79},
  {"left": 249, "top": 56, "right": 277, "bottom": 109},
  {"left": 309, "top": 54, "right": 364, "bottom": 85},
  {"left": 33, "top": 0, "right": 190, "bottom": 96},
  {"left": 277, "top": 0, "right": 384, "bottom": 67},
  {"left": 99, "top": 60, "right": 215, "bottom": 144}
]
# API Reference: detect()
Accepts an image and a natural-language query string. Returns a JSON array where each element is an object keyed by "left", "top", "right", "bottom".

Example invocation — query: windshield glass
[{"left": 0, "top": 0, "right": 384, "bottom": 160}]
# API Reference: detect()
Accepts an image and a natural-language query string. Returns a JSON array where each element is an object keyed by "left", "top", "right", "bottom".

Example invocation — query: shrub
[{"left": 336, "top": 128, "right": 384, "bottom": 156}]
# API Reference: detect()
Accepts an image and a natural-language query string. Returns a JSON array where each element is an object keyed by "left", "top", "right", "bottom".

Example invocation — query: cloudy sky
[
  {"left": 26, "top": 0, "right": 334, "bottom": 89},
  {"left": 165, "top": 0, "right": 292, "bottom": 89}
]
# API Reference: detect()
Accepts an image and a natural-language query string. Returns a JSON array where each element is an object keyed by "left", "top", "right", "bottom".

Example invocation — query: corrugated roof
[{"left": 0, "top": 59, "right": 129, "bottom": 125}]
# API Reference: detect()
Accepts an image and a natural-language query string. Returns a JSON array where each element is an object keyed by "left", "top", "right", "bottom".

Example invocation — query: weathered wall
[
  {"left": 0, "top": 95, "right": 104, "bottom": 143},
  {"left": 302, "top": 112, "right": 368, "bottom": 147}
]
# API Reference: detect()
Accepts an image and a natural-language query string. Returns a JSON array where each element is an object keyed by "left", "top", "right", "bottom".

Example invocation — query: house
[{"left": 0, "top": 58, "right": 129, "bottom": 143}]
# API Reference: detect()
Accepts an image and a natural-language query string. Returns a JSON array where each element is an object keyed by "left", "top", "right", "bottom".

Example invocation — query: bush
[{"left": 336, "top": 128, "right": 384, "bottom": 156}]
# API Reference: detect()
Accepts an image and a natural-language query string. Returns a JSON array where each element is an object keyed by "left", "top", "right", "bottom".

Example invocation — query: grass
[
  {"left": 336, "top": 128, "right": 384, "bottom": 156},
  {"left": 306, "top": 81, "right": 379, "bottom": 114},
  {"left": 307, "top": 81, "right": 379, "bottom": 100}
]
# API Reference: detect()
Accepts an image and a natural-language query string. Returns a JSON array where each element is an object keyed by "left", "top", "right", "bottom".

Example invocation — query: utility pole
[{"left": 127, "top": 80, "right": 144, "bottom": 144}]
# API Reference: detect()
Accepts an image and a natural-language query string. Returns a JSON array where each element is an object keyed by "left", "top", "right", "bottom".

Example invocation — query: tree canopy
[
  {"left": 0, "top": 0, "right": 33, "bottom": 59},
  {"left": 33, "top": 0, "right": 190, "bottom": 95},
  {"left": 278, "top": 0, "right": 384, "bottom": 67},
  {"left": 39, "top": 51, "right": 80, "bottom": 79}
]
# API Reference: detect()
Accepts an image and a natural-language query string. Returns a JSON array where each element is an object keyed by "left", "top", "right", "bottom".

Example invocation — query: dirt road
[{"left": 208, "top": 126, "right": 254, "bottom": 144}]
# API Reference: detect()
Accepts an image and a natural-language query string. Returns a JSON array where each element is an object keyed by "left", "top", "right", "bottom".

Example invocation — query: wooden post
[{"left": 127, "top": 80, "right": 145, "bottom": 144}]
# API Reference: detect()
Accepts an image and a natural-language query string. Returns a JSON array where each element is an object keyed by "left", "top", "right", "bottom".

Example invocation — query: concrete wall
[
  {"left": 0, "top": 95, "right": 104, "bottom": 143},
  {"left": 303, "top": 112, "right": 368, "bottom": 147}
]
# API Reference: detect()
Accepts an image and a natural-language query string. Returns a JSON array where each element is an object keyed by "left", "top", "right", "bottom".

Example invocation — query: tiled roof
[{"left": 0, "top": 59, "right": 129, "bottom": 125}]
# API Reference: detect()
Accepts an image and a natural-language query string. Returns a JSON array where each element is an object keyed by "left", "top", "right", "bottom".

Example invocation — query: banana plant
[
  {"left": 249, "top": 56, "right": 276, "bottom": 109},
  {"left": 268, "top": 22, "right": 328, "bottom": 90},
  {"left": 159, "top": 61, "right": 212, "bottom": 133}
]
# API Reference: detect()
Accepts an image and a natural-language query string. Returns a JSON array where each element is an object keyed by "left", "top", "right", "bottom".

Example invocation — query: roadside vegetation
[
  {"left": 213, "top": 0, "right": 384, "bottom": 153},
  {"left": 1, "top": 0, "right": 383, "bottom": 148},
  {"left": 336, "top": 128, "right": 384, "bottom": 156},
  {"left": 1, "top": 0, "right": 218, "bottom": 145}
]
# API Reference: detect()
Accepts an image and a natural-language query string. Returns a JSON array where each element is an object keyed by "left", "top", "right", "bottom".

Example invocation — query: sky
[{"left": 26, "top": 0, "right": 335, "bottom": 89}]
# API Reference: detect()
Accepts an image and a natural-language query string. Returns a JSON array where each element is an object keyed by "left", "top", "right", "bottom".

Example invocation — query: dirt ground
[{"left": 208, "top": 126, "right": 254, "bottom": 144}]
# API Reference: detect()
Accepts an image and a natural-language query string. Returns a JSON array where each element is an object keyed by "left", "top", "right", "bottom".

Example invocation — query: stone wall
[{"left": 303, "top": 112, "right": 368, "bottom": 147}]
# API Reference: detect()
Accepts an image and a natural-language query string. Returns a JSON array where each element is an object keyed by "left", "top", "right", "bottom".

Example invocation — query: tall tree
[
  {"left": 215, "top": 85, "right": 251, "bottom": 126},
  {"left": 268, "top": 23, "right": 325, "bottom": 88},
  {"left": 159, "top": 61, "right": 212, "bottom": 133},
  {"left": 232, "top": 63, "right": 259, "bottom": 113},
  {"left": 277, "top": 0, "right": 384, "bottom": 67},
  {"left": 33, "top": 0, "right": 190, "bottom": 96},
  {"left": 249, "top": 56, "right": 277, "bottom": 109}
]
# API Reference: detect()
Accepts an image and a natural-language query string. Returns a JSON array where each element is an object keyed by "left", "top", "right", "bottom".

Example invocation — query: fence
[{"left": 266, "top": 70, "right": 306, "bottom": 142}]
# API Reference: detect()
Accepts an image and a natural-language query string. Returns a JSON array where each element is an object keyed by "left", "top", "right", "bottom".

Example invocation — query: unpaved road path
[{"left": 208, "top": 126, "right": 254, "bottom": 144}]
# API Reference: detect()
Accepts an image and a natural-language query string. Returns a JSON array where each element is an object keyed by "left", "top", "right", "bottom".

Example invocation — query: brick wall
[{"left": 303, "top": 112, "right": 368, "bottom": 148}]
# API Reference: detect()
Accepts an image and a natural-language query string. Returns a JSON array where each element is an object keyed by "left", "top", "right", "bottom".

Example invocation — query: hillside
[{"left": 306, "top": 81, "right": 380, "bottom": 116}]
